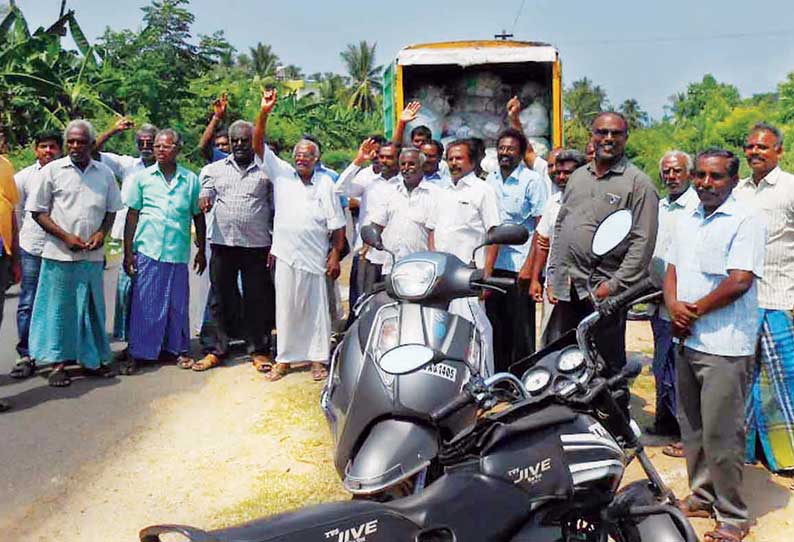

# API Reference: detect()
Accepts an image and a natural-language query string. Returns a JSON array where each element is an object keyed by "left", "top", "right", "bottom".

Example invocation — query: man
[
  {"left": 664, "top": 148, "right": 764, "bottom": 542},
  {"left": 736, "top": 122, "right": 794, "bottom": 474},
  {"left": 94, "top": 119, "right": 158, "bottom": 354},
  {"left": 10, "top": 131, "right": 62, "bottom": 379},
  {"left": 0, "top": 153, "right": 20, "bottom": 411},
  {"left": 195, "top": 120, "right": 276, "bottom": 374},
  {"left": 392, "top": 101, "right": 450, "bottom": 178},
  {"left": 508, "top": 96, "right": 555, "bottom": 196},
  {"left": 546, "top": 112, "right": 659, "bottom": 415},
  {"left": 434, "top": 139, "right": 501, "bottom": 373},
  {"left": 122, "top": 129, "right": 206, "bottom": 375},
  {"left": 420, "top": 140, "right": 449, "bottom": 186},
  {"left": 254, "top": 89, "right": 346, "bottom": 382},
  {"left": 27, "top": 120, "right": 123, "bottom": 387},
  {"left": 526, "top": 149, "right": 586, "bottom": 345},
  {"left": 648, "top": 151, "right": 699, "bottom": 456},
  {"left": 198, "top": 93, "right": 231, "bottom": 163},
  {"left": 485, "top": 128, "right": 547, "bottom": 370},
  {"left": 369, "top": 147, "right": 438, "bottom": 274},
  {"left": 585, "top": 140, "right": 596, "bottom": 163}
]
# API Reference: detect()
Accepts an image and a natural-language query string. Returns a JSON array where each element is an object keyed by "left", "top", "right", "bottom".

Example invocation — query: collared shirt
[
  {"left": 26, "top": 156, "right": 122, "bottom": 262},
  {"left": 125, "top": 164, "right": 201, "bottom": 264},
  {"left": 0, "top": 156, "right": 19, "bottom": 256},
  {"left": 199, "top": 155, "right": 274, "bottom": 248},
  {"left": 423, "top": 169, "right": 451, "bottom": 188},
  {"left": 532, "top": 156, "right": 557, "bottom": 197},
  {"left": 370, "top": 180, "right": 438, "bottom": 274},
  {"left": 14, "top": 161, "right": 47, "bottom": 255},
  {"left": 100, "top": 152, "right": 148, "bottom": 240},
  {"left": 667, "top": 196, "right": 766, "bottom": 356},
  {"left": 537, "top": 190, "right": 562, "bottom": 282},
  {"left": 734, "top": 167, "right": 794, "bottom": 310},
  {"left": 486, "top": 163, "right": 547, "bottom": 272},
  {"left": 434, "top": 171, "right": 502, "bottom": 268},
  {"left": 335, "top": 163, "right": 396, "bottom": 254},
  {"left": 549, "top": 156, "right": 659, "bottom": 300},
  {"left": 651, "top": 186, "right": 700, "bottom": 319},
  {"left": 260, "top": 145, "right": 346, "bottom": 275}
]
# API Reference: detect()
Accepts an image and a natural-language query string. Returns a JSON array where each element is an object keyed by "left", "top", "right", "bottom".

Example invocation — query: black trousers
[
  {"left": 204, "top": 244, "right": 275, "bottom": 357},
  {"left": 484, "top": 269, "right": 536, "bottom": 373},
  {"left": 545, "top": 285, "right": 629, "bottom": 415}
]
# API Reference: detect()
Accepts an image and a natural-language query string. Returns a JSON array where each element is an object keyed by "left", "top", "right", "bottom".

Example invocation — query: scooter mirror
[
  {"left": 378, "top": 344, "right": 436, "bottom": 375},
  {"left": 360, "top": 224, "right": 384, "bottom": 251},
  {"left": 591, "top": 209, "right": 632, "bottom": 257},
  {"left": 486, "top": 224, "right": 529, "bottom": 246}
]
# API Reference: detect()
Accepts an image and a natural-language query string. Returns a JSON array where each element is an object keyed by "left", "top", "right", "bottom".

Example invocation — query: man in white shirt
[
  {"left": 648, "top": 151, "right": 699, "bottom": 450},
  {"left": 369, "top": 148, "right": 437, "bottom": 273},
  {"left": 434, "top": 139, "right": 502, "bottom": 374},
  {"left": 255, "top": 89, "right": 346, "bottom": 383},
  {"left": 736, "top": 122, "right": 794, "bottom": 474},
  {"left": 420, "top": 140, "right": 450, "bottom": 187},
  {"left": 10, "top": 131, "right": 62, "bottom": 379}
]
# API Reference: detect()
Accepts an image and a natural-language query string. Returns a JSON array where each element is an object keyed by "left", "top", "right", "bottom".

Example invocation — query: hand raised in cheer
[
  {"left": 353, "top": 138, "right": 379, "bottom": 166},
  {"left": 114, "top": 116, "right": 135, "bottom": 133},
  {"left": 507, "top": 95, "right": 521, "bottom": 120},
  {"left": 260, "top": 88, "right": 278, "bottom": 114},
  {"left": 212, "top": 92, "right": 228, "bottom": 120},
  {"left": 400, "top": 101, "right": 421, "bottom": 123}
]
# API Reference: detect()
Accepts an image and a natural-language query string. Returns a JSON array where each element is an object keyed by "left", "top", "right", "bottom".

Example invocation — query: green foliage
[{"left": 341, "top": 41, "right": 383, "bottom": 113}]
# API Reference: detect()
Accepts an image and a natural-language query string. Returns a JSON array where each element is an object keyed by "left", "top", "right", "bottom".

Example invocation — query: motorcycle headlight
[
  {"left": 557, "top": 347, "right": 585, "bottom": 373},
  {"left": 390, "top": 261, "right": 437, "bottom": 299},
  {"left": 523, "top": 368, "right": 552, "bottom": 395}
]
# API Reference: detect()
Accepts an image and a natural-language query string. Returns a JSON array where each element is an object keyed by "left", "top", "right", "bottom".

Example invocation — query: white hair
[
  {"left": 63, "top": 119, "right": 96, "bottom": 144},
  {"left": 155, "top": 128, "right": 182, "bottom": 146},
  {"left": 400, "top": 146, "right": 427, "bottom": 166},
  {"left": 293, "top": 139, "right": 319, "bottom": 157},
  {"left": 229, "top": 120, "right": 254, "bottom": 138},
  {"left": 658, "top": 150, "right": 693, "bottom": 173}
]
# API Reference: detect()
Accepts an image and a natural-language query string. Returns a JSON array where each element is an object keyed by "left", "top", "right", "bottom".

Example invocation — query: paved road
[{"left": 0, "top": 260, "right": 217, "bottom": 522}]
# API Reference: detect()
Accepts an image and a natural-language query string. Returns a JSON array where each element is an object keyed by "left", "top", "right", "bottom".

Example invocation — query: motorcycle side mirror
[
  {"left": 360, "top": 224, "right": 384, "bottom": 251},
  {"left": 470, "top": 224, "right": 529, "bottom": 264},
  {"left": 591, "top": 209, "right": 632, "bottom": 258},
  {"left": 378, "top": 344, "right": 436, "bottom": 375}
]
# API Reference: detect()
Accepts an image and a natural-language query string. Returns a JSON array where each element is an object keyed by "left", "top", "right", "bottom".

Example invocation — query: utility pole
[{"left": 494, "top": 30, "right": 514, "bottom": 40}]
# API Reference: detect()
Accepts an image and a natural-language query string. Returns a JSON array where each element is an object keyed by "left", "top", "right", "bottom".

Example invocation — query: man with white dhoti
[
  {"left": 433, "top": 139, "right": 502, "bottom": 375},
  {"left": 255, "top": 89, "right": 346, "bottom": 382}
]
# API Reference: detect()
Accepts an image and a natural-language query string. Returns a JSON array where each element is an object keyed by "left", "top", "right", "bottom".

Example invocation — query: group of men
[{"left": 2, "top": 86, "right": 794, "bottom": 542}]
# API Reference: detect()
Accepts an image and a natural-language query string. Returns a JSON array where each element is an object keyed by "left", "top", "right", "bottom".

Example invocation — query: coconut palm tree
[
  {"left": 340, "top": 40, "right": 382, "bottom": 112},
  {"left": 619, "top": 98, "right": 650, "bottom": 131},
  {"left": 249, "top": 42, "right": 279, "bottom": 78}
]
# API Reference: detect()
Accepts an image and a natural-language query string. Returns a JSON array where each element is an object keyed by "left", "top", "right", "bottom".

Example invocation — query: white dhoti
[
  {"left": 449, "top": 297, "right": 494, "bottom": 376},
  {"left": 275, "top": 261, "right": 332, "bottom": 364}
]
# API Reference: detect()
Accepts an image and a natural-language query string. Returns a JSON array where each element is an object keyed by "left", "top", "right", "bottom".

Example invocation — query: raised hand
[
  {"left": 212, "top": 93, "right": 228, "bottom": 119},
  {"left": 507, "top": 95, "right": 521, "bottom": 120},
  {"left": 261, "top": 88, "right": 278, "bottom": 114},
  {"left": 354, "top": 138, "right": 379, "bottom": 165},
  {"left": 114, "top": 116, "right": 135, "bottom": 133},
  {"left": 400, "top": 101, "right": 421, "bottom": 123}
]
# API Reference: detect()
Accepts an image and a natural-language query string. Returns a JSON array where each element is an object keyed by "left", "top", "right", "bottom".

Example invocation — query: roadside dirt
[{"left": 4, "top": 319, "right": 792, "bottom": 541}]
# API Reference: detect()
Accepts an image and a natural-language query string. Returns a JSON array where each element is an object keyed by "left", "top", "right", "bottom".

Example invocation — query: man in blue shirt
[
  {"left": 485, "top": 128, "right": 547, "bottom": 371},
  {"left": 664, "top": 148, "right": 765, "bottom": 542}
]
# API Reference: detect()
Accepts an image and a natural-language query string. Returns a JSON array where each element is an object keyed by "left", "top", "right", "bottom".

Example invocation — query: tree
[
  {"left": 247, "top": 42, "right": 279, "bottom": 78},
  {"left": 564, "top": 77, "right": 608, "bottom": 126},
  {"left": 340, "top": 41, "right": 382, "bottom": 112},
  {"left": 618, "top": 98, "right": 649, "bottom": 131}
]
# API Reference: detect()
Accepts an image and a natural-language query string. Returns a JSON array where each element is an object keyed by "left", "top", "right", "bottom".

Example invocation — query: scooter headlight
[
  {"left": 557, "top": 347, "right": 585, "bottom": 373},
  {"left": 390, "top": 260, "right": 437, "bottom": 299}
]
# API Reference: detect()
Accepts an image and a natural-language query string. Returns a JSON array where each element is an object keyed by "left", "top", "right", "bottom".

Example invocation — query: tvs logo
[
  {"left": 324, "top": 519, "right": 378, "bottom": 542},
  {"left": 508, "top": 457, "right": 552, "bottom": 485}
]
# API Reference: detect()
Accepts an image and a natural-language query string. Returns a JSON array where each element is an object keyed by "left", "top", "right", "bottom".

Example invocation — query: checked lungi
[
  {"left": 29, "top": 259, "right": 111, "bottom": 368},
  {"left": 113, "top": 268, "right": 132, "bottom": 342},
  {"left": 128, "top": 253, "right": 190, "bottom": 361},
  {"left": 746, "top": 309, "right": 794, "bottom": 472}
]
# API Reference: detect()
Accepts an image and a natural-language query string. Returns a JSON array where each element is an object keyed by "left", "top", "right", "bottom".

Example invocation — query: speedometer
[
  {"left": 523, "top": 368, "right": 552, "bottom": 394},
  {"left": 558, "top": 347, "right": 585, "bottom": 373}
]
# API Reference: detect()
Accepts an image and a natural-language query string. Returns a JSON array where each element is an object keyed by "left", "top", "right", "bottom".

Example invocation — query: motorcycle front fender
[
  {"left": 611, "top": 481, "right": 696, "bottom": 542},
  {"left": 344, "top": 419, "right": 438, "bottom": 495}
]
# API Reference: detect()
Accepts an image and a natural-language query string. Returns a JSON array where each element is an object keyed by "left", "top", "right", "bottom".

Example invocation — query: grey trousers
[{"left": 675, "top": 346, "right": 751, "bottom": 528}]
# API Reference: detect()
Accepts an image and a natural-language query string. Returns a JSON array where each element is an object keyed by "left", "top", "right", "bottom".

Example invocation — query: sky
[{"left": 13, "top": 0, "right": 794, "bottom": 119}]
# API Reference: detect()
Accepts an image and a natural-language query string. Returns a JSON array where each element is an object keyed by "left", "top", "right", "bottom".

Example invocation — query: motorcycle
[
  {"left": 320, "top": 223, "right": 528, "bottom": 498},
  {"left": 140, "top": 210, "right": 696, "bottom": 542}
]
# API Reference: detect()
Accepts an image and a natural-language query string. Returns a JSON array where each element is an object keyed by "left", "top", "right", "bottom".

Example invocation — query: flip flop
[
  {"left": 118, "top": 356, "right": 138, "bottom": 375},
  {"left": 176, "top": 355, "right": 195, "bottom": 370},
  {"left": 263, "top": 363, "right": 289, "bottom": 382},
  {"left": 48, "top": 366, "right": 72, "bottom": 387},
  {"left": 192, "top": 354, "right": 222, "bottom": 372},
  {"left": 83, "top": 364, "right": 117, "bottom": 378},
  {"left": 10, "top": 358, "right": 35, "bottom": 379},
  {"left": 677, "top": 495, "right": 714, "bottom": 518},
  {"left": 704, "top": 522, "right": 749, "bottom": 542},
  {"left": 311, "top": 364, "right": 328, "bottom": 382},
  {"left": 662, "top": 442, "right": 685, "bottom": 458},
  {"left": 252, "top": 355, "right": 273, "bottom": 374}
]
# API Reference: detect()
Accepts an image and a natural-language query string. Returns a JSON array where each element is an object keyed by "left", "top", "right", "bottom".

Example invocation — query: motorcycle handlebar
[
  {"left": 431, "top": 388, "right": 475, "bottom": 423},
  {"left": 599, "top": 278, "right": 658, "bottom": 317}
]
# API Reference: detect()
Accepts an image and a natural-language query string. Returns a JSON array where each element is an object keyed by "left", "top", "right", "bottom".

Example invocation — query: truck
[{"left": 382, "top": 40, "right": 563, "bottom": 156}]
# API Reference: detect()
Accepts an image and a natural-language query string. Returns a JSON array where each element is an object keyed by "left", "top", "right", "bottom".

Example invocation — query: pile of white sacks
[{"left": 402, "top": 71, "right": 552, "bottom": 168}]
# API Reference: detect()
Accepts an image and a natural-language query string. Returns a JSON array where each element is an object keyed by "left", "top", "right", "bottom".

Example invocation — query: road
[{"left": 0, "top": 259, "right": 217, "bottom": 524}]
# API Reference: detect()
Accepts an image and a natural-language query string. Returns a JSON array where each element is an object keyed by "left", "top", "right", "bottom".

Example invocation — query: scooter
[
  {"left": 140, "top": 211, "right": 696, "bottom": 542},
  {"left": 320, "top": 223, "right": 528, "bottom": 499}
]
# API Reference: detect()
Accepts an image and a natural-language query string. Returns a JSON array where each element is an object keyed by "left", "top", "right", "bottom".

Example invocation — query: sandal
[
  {"left": 0, "top": 399, "right": 10, "bottom": 412},
  {"left": 118, "top": 356, "right": 138, "bottom": 376},
  {"left": 48, "top": 365, "right": 72, "bottom": 387},
  {"left": 252, "top": 354, "right": 273, "bottom": 374},
  {"left": 677, "top": 495, "right": 714, "bottom": 518},
  {"left": 662, "top": 442, "right": 685, "bottom": 458},
  {"left": 263, "top": 362, "right": 289, "bottom": 382},
  {"left": 311, "top": 363, "right": 328, "bottom": 382},
  {"left": 84, "top": 364, "right": 117, "bottom": 378},
  {"left": 704, "top": 522, "right": 749, "bottom": 542},
  {"left": 177, "top": 355, "right": 195, "bottom": 369},
  {"left": 192, "top": 354, "right": 222, "bottom": 372},
  {"left": 10, "top": 357, "right": 35, "bottom": 379}
]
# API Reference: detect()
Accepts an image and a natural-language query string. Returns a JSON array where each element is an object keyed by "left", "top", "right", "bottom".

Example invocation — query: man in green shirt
[{"left": 122, "top": 129, "right": 207, "bottom": 374}]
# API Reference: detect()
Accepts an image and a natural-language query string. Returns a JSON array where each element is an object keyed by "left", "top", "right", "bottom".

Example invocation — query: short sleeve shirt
[
  {"left": 26, "top": 156, "right": 123, "bottom": 262},
  {"left": 99, "top": 152, "right": 147, "bottom": 240},
  {"left": 667, "top": 196, "right": 766, "bottom": 356},
  {"left": 14, "top": 161, "right": 47, "bottom": 255},
  {"left": 125, "top": 164, "right": 201, "bottom": 264}
]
